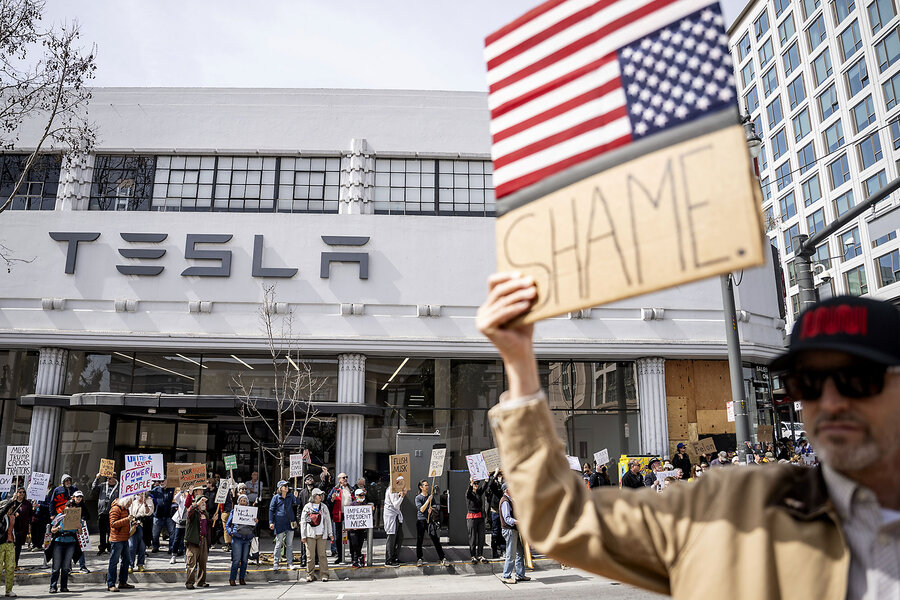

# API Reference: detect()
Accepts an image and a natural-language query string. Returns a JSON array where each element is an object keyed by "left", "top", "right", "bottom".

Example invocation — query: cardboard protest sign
[
  {"left": 486, "top": 2, "right": 764, "bottom": 324},
  {"left": 166, "top": 463, "right": 192, "bottom": 489},
  {"left": 428, "top": 448, "right": 446, "bottom": 478},
  {"left": 593, "top": 449, "right": 609, "bottom": 466},
  {"left": 343, "top": 504, "right": 374, "bottom": 529},
  {"left": 481, "top": 448, "right": 501, "bottom": 472},
  {"left": 232, "top": 505, "right": 257, "bottom": 526},
  {"left": 655, "top": 470, "right": 680, "bottom": 483},
  {"left": 224, "top": 455, "right": 237, "bottom": 471},
  {"left": 178, "top": 464, "right": 207, "bottom": 488},
  {"left": 5, "top": 446, "right": 31, "bottom": 476},
  {"left": 466, "top": 453, "right": 490, "bottom": 481},
  {"left": 99, "top": 458, "right": 116, "bottom": 478},
  {"left": 0, "top": 474, "right": 13, "bottom": 495},
  {"left": 289, "top": 453, "right": 303, "bottom": 478},
  {"left": 215, "top": 479, "right": 231, "bottom": 503},
  {"left": 389, "top": 454, "right": 410, "bottom": 492},
  {"left": 121, "top": 465, "right": 153, "bottom": 498},
  {"left": 26, "top": 471, "right": 50, "bottom": 500},
  {"left": 63, "top": 507, "right": 82, "bottom": 531},
  {"left": 77, "top": 522, "right": 92, "bottom": 551},
  {"left": 566, "top": 456, "right": 582, "bottom": 471},
  {"left": 691, "top": 438, "right": 717, "bottom": 456},
  {"left": 757, "top": 425, "right": 774, "bottom": 443},
  {"left": 125, "top": 454, "right": 163, "bottom": 480}
]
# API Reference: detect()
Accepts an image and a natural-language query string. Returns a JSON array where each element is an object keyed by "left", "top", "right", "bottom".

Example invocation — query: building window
[
  {"left": 868, "top": 0, "right": 897, "bottom": 33},
  {"left": 89, "top": 155, "right": 155, "bottom": 211},
  {"left": 891, "top": 118, "right": 900, "bottom": 147},
  {"left": 798, "top": 142, "right": 816, "bottom": 174},
  {"left": 824, "top": 119, "right": 846, "bottom": 152},
  {"left": 812, "top": 49, "right": 833, "bottom": 87},
  {"left": 784, "top": 223, "right": 801, "bottom": 255},
  {"left": 818, "top": 83, "right": 840, "bottom": 118},
  {"left": 791, "top": 294, "right": 801, "bottom": 318},
  {"left": 863, "top": 169, "right": 888, "bottom": 196},
  {"left": 755, "top": 10, "right": 771, "bottom": 39},
  {"left": 876, "top": 249, "right": 900, "bottom": 285},
  {"left": 845, "top": 58, "right": 870, "bottom": 97},
  {"left": 873, "top": 230, "right": 898, "bottom": 246},
  {"left": 767, "top": 96, "right": 784, "bottom": 129},
  {"left": 374, "top": 158, "right": 495, "bottom": 216},
  {"left": 214, "top": 156, "right": 279, "bottom": 212},
  {"left": 852, "top": 95, "right": 877, "bottom": 133},
  {"left": 762, "top": 176, "right": 772, "bottom": 200},
  {"left": 876, "top": 28, "right": 900, "bottom": 74},
  {"left": 829, "top": 153, "right": 852, "bottom": 188},
  {"left": 882, "top": 70, "right": 900, "bottom": 108},
  {"left": 842, "top": 226, "right": 863, "bottom": 258},
  {"left": 150, "top": 155, "right": 215, "bottom": 211},
  {"left": 779, "top": 191, "right": 798, "bottom": 219},
  {"left": 802, "top": 0, "right": 822, "bottom": 20},
  {"left": 787, "top": 75, "right": 807, "bottom": 109},
  {"left": 834, "top": 0, "right": 857, "bottom": 23},
  {"left": 745, "top": 86, "right": 760, "bottom": 113},
  {"left": 738, "top": 32, "right": 752, "bottom": 62},
  {"left": 0, "top": 154, "right": 61, "bottom": 211},
  {"left": 779, "top": 11, "right": 796, "bottom": 43},
  {"left": 787, "top": 259, "right": 799, "bottom": 286},
  {"left": 760, "top": 145, "right": 769, "bottom": 171},
  {"left": 802, "top": 174, "right": 822, "bottom": 206},
  {"left": 840, "top": 20, "right": 864, "bottom": 61},
  {"left": 764, "top": 205, "right": 777, "bottom": 231},
  {"left": 759, "top": 38, "right": 775, "bottom": 67},
  {"left": 857, "top": 132, "right": 883, "bottom": 168},
  {"left": 834, "top": 188, "right": 856, "bottom": 215},
  {"left": 807, "top": 14, "right": 828, "bottom": 51},
  {"left": 776, "top": 160, "right": 793, "bottom": 190},
  {"left": 793, "top": 107, "right": 812, "bottom": 141},
  {"left": 784, "top": 42, "right": 802, "bottom": 76},
  {"left": 814, "top": 242, "right": 832, "bottom": 268},
  {"left": 806, "top": 208, "right": 826, "bottom": 235},
  {"left": 845, "top": 264, "right": 869, "bottom": 294},
  {"left": 763, "top": 67, "right": 779, "bottom": 97},
  {"left": 277, "top": 157, "right": 341, "bottom": 213},
  {"left": 741, "top": 61, "right": 756, "bottom": 88}
]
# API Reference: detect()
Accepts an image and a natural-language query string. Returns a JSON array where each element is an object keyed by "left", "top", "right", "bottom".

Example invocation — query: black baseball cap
[{"left": 770, "top": 296, "right": 900, "bottom": 371}]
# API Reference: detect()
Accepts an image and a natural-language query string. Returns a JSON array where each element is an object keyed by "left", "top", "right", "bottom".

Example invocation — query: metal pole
[
  {"left": 721, "top": 274, "right": 752, "bottom": 462},
  {"left": 367, "top": 523, "right": 374, "bottom": 567},
  {"left": 795, "top": 233, "right": 817, "bottom": 313}
]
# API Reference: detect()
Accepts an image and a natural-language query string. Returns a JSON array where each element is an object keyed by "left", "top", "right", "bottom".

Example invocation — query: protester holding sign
[
  {"left": 642, "top": 458, "right": 663, "bottom": 490},
  {"left": 184, "top": 491, "right": 211, "bottom": 589},
  {"left": 225, "top": 495, "right": 257, "bottom": 586},
  {"left": 127, "top": 493, "right": 153, "bottom": 573},
  {"left": 9, "top": 487, "right": 31, "bottom": 567},
  {"left": 382, "top": 477, "right": 405, "bottom": 566},
  {"left": 299, "top": 488, "right": 333, "bottom": 582},
  {"left": 49, "top": 475, "right": 78, "bottom": 517},
  {"left": 69, "top": 492, "right": 90, "bottom": 573},
  {"left": 414, "top": 480, "right": 449, "bottom": 567},
  {"left": 168, "top": 486, "right": 190, "bottom": 565},
  {"left": 326, "top": 473, "right": 352, "bottom": 563},
  {"left": 344, "top": 489, "right": 370, "bottom": 568},
  {"left": 91, "top": 473, "right": 119, "bottom": 555},
  {"left": 48, "top": 499, "right": 80, "bottom": 593},
  {"left": 465, "top": 470, "right": 497, "bottom": 564}
]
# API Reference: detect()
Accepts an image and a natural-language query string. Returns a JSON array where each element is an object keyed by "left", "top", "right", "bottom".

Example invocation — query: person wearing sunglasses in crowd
[{"left": 477, "top": 274, "right": 900, "bottom": 600}]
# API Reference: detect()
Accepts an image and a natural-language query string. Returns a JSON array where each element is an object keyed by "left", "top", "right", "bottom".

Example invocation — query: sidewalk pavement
[{"left": 14, "top": 533, "right": 558, "bottom": 585}]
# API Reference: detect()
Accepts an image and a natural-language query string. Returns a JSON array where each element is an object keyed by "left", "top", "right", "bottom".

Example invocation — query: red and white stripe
[{"left": 487, "top": 0, "right": 716, "bottom": 200}]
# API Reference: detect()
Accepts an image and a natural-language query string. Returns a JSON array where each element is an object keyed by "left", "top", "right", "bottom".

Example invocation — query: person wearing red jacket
[
  {"left": 49, "top": 475, "right": 78, "bottom": 516},
  {"left": 326, "top": 473, "right": 352, "bottom": 563}
]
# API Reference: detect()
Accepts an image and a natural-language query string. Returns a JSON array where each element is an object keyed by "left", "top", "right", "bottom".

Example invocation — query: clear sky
[{"left": 44, "top": 0, "right": 750, "bottom": 91}]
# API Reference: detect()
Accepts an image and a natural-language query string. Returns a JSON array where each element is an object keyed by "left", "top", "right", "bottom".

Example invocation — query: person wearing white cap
[
  {"left": 299, "top": 488, "right": 333, "bottom": 582},
  {"left": 268, "top": 480, "right": 297, "bottom": 571},
  {"left": 225, "top": 494, "right": 257, "bottom": 585},
  {"left": 345, "top": 488, "right": 369, "bottom": 568},
  {"left": 382, "top": 476, "right": 407, "bottom": 566},
  {"left": 68, "top": 491, "right": 90, "bottom": 574}
]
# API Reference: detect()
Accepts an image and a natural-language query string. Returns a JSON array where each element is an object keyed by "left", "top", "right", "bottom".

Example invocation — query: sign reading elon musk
[{"left": 48, "top": 232, "right": 369, "bottom": 279}]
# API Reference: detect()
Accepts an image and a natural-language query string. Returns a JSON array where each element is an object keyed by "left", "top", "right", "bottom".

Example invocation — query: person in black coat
[
  {"left": 671, "top": 444, "right": 692, "bottom": 480},
  {"left": 465, "top": 470, "right": 496, "bottom": 563},
  {"left": 484, "top": 470, "right": 506, "bottom": 558},
  {"left": 621, "top": 461, "right": 645, "bottom": 489}
]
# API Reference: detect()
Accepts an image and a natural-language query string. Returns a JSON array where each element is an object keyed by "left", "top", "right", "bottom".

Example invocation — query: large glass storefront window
[
  {"left": 64, "top": 352, "right": 132, "bottom": 394},
  {"left": 0, "top": 350, "right": 38, "bottom": 464},
  {"left": 199, "top": 354, "right": 337, "bottom": 401},
  {"left": 56, "top": 410, "right": 111, "bottom": 492},
  {"left": 131, "top": 353, "right": 200, "bottom": 394}
]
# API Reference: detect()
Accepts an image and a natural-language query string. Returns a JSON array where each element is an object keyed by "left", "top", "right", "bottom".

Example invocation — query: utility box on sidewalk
[
  {"left": 396, "top": 431, "right": 442, "bottom": 540},
  {"left": 447, "top": 470, "right": 471, "bottom": 546}
]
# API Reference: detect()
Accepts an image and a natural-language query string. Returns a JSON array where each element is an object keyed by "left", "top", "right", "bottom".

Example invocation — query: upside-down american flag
[{"left": 486, "top": 0, "right": 737, "bottom": 207}]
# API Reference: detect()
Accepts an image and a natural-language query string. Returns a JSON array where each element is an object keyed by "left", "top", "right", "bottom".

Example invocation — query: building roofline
[{"left": 727, "top": 0, "right": 760, "bottom": 36}]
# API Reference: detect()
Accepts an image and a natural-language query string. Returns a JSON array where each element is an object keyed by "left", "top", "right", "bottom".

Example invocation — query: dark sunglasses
[{"left": 785, "top": 365, "right": 900, "bottom": 401}]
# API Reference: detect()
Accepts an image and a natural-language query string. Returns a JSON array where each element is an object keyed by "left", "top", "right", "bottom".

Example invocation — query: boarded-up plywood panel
[
  {"left": 697, "top": 409, "right": 735, "bottom": 435},
  {"left": 665, "top": 360, "right": 697, "bottom": 421},
  {"left": 666, "top": 395, "right": 690, "bottom": 439},
  {"left": 693, "top": 361, "right": 731, "bottom": 411}
]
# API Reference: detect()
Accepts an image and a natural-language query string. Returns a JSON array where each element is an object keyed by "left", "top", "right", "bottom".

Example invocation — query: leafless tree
[{"left": 235, "top": 284, "right": 325, "bottom": 481}]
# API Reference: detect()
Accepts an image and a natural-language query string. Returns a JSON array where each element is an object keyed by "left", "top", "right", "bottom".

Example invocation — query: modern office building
[
  {"left": 1, "top": 88, "right": 786, "bottom": 501},
  {"left": 729, "top": 0, "right": 900, "bottom": 327}
]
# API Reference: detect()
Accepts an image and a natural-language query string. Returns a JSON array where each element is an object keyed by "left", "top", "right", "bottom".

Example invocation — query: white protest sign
[
  {"left": 593, "top": 449, "right": 609, "bottom": 466},
  {"left": 232, "top": 505, "right": 258, "bottom": 526},
  {"left": 481, "top": 448, "right": 501, "bottom": 472},
  {"left": 803, "top": 453, "right": 817, "bottom": 466},
  {"left": 726, "top": 401, "right": 735, "bottom": 422},
  {"left": 655, "top": 470, "right": 680, "bottom": 482},
  {"left": 566, "top": 456, "right": 581, "bottom": 471},
  {"left": 215, "top": 479, "right": 231, "bottom": 503},
  {"left": 465, "top": 453, "right": 490, "bottom": 481},
  {"left": 343, "top": 504, "right": 374, "bottom": 529},
  {"left": 77, "top": 522, "right": 92, "bottom": 551},
  {"left": 0, "top": 475, "right": 13, "bottom": 495},
  {"left": 26, "top": 471, "right": 50, "bottom": 499},
  {"left": 125, "top": 454, "right": 164, "bottom": 480},
  {"left": 5, "top": 446, "right": 31, "bottom": 476},
  {"left": 428, "top": 448, "right": 446, "bottom": 478},
  {"left": 794, "top": 400, "right": 802, "bottom": 412},
  {"left": 289, "top": 453, "right": 303, "bottom": 478},
  {"left": 120, "top": 465, "right": 153, "bottom": 498}
]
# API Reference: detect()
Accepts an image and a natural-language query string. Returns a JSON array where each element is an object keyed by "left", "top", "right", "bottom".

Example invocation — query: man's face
[
  {"left": 251, "top": 472, "right": 258, "bottom": 481},
  {"left": 630, "top": 463, "right": 640, "bottom": 473},
  {"left": 796, "top": 350, "right": 900, "bottom": 473},
  {"left": 651, "top": 462, "right": 661, "bottom": 472}
]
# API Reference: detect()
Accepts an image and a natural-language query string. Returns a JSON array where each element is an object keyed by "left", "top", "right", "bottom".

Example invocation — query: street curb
[{"left": 16, "top": 557, "right": 559, "bottom": 585}]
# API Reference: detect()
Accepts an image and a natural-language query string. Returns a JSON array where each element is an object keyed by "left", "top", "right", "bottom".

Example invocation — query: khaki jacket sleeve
[{"left": 490, "top": 395, "right": 697, "bottom": 595}]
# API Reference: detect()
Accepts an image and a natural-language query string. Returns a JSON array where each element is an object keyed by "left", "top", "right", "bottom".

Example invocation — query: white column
[
  {"left": 339, "top": 138, "right": 374, "bottom": 215},
  {"left": 636, "top": 357, "right": 668, "bottom": 458},
  {"left": 336, "top": 354, "right": 366, "bottom": 481},
  {"left": 30, "top": 347, "right": 68, "bottom": 475}
]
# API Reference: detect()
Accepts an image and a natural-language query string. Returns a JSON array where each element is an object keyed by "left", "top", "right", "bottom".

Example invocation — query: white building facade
[
  {"left": 0, "top": 88, "right": 786, "bottom": 496},
  {"left": 729, "top": 0, "right": 900, "bottom": 326}
]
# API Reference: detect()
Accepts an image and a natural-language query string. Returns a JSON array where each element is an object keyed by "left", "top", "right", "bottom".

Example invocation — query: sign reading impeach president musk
[{"left": 486, "top": 0, "right": 764, "bottom": 322}]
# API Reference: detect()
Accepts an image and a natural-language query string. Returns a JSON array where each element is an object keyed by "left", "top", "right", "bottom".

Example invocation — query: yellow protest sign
[{"left": 99, "top": 458, "right": 115, "bottom": 478}]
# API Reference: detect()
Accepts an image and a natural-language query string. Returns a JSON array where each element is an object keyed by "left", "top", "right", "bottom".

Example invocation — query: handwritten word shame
[{"left": 496, "top": 126, "right": 764, "bottom": 323}]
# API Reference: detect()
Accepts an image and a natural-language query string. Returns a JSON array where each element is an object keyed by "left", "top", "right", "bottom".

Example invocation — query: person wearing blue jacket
[
  {"left": 268, "top": 480, "right": 297, "bottom": 571},
  {"left": 149, "top": 484, "right": 174, "bottom": 553},
  {"left": 225, "top": 494, "right": 257, "bottom": 585}
]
